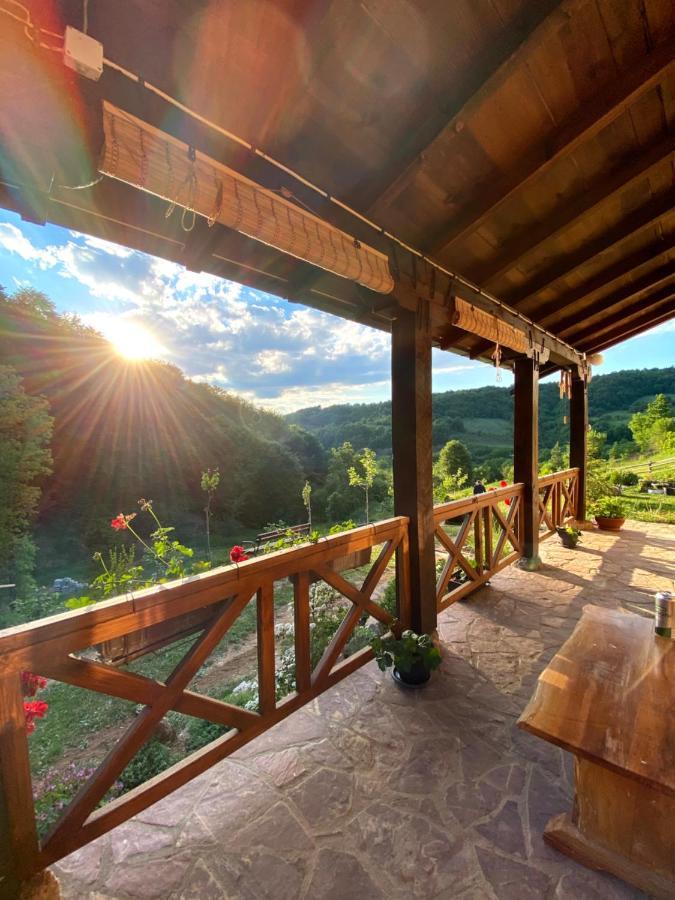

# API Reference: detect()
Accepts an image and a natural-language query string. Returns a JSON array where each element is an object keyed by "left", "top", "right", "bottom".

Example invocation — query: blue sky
[{"left": 0, "top": 210, "right": 673, "bottom": 412}]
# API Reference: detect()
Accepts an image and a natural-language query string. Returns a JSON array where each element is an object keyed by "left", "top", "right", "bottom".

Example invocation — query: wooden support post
[
  {"left": 570, "top": 374, "right": 588, "bottom": 522},
  {"left": 514, "top": 357, "right": 540, "bottom": 566},
  {"left": 0, "top": 673, "right": 40, "bottom": 897},
  {"left": 391, "top": 306, "right": 437, "bottom": 634}
]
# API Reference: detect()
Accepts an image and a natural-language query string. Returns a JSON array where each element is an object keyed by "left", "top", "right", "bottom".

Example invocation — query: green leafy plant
[
  {"left": 370, "top": 630, "right": 441, "bottom": 676},
  {"left": 590, "top": 496, "right": 626, "bottom": 519},
  {"left": 302, "top": 480, "right": 312, "bottom": 530},
  {"left": 119, "top": 739, "right": 176, "bottom": 792}
]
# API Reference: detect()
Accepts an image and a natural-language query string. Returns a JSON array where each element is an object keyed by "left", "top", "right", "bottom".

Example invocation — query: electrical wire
[{"left": 0, "top": 0, "right": 583, "bottom": 360}]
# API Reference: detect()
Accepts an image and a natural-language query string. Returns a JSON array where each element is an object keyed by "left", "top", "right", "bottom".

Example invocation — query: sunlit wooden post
[
  {"left": 570, "top": 373, "right": 588, "bottom": 521},
  {"left": 391, "top": 305, "right": 437, "bottom": 634},
  {"left": 514, "top": 357, "right": 540, "bottom": 566},
  {"left": 0, "top": 673, "right": 40, "bottom": 898}
]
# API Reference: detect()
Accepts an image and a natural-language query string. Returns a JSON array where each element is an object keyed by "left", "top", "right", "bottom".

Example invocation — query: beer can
[{"left": 655, "top": 591, "right": 673, "bottom": 638}]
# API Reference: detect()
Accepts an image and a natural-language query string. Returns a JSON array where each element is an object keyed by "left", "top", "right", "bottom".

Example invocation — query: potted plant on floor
[
  {"left": 555, "top": 524, "right": 582, "bottom": 549},
  {"left": 370, "top": 630, "right": 442, "bottom": 687},
  {"left": 590, "top": 497, "right": 626, "bottom": 532}
]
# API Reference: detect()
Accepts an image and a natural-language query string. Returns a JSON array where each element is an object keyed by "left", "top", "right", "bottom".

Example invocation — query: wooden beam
[
  {"left": 582, "top": 303, "right": 675, "bottom": 353},
  {"left": 356, "top": 0, "right": 571, "bottom": 216},
  {"left": 514, "top": 357, "right": 540, "bottom": 563},
  {"left": 571, "top": 290, "right": 675, "bottom": 346},
  {"left": 556, "top": 266, "right": 675, "bottom": 337},
  {"left": 507, "top": 191, "right": 675, "bottom": 314},
  {"left": 569, "top": 375, "right": 588, "bottom": 522},
  {"left": 391, "top": 305, "right": 436, "bottom": 634},
  {"left": 476, "top": 133, "right": 675, "bottom": 288},
  {"left": 427, "top": 38, "right": 675, "bottom": 256}
]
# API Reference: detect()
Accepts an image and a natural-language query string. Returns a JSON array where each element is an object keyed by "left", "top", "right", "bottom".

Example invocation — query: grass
[{"left": 617, "top": 489, "right": 675, "bottom": 525}]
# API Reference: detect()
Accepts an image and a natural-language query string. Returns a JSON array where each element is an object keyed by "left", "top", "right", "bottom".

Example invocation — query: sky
[{"left": 0, "top": 209, "right": 673, "bottom": 414}]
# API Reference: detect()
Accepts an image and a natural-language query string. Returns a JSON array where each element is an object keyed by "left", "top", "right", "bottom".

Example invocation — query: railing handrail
[
  {"left": 0, "top": 516, "right": 409, "bottom": 672},
  {"left": 434, "top": 482, "right": 525, "bottom": 522},
  {"left": 537, "top": 467, "right": 580, "bottom": 487}
]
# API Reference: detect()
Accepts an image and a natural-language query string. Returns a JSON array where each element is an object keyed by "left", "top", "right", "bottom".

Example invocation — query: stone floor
[{"left": 54, "top": 520, "right": 674, "bottom": 899}]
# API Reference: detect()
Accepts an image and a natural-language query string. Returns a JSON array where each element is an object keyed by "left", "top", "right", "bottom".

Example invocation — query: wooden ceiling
[{"left": 0, "top": 0, "right": 673, "bottom": 367}]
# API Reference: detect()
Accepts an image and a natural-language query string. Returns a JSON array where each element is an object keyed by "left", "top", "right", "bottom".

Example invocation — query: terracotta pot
[{"left": 595, "top": 516, "right": 625, "bottom": 532}]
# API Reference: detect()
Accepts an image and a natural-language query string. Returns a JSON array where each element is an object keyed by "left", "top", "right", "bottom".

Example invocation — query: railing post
[
  {"left": 0, "top": 673, "right": 40, "bottom": 898},
  {"left": 514, "top": 357, "right": 541, "bottom": 567},
  {"left": 570, "top": 373, "right": 588, "bottom": 521},
  {"left": 391, "top": 305, "right": 437, "bottom": 634}
]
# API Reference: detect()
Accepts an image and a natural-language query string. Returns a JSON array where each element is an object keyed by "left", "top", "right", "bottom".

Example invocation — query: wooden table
[{"left": 518, "top": 605, "right": 675, "bottom": 898}]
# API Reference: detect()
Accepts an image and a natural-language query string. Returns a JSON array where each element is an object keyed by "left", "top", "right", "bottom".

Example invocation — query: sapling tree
[
  {"left": 200, "top": 468, "right": 220, "bottom": 563},
  {"left": 348, "top": 448, "right": 377, "bottom": 524},
  {"left": 302, "top": 480, "right": 312, "bottom": 530}
]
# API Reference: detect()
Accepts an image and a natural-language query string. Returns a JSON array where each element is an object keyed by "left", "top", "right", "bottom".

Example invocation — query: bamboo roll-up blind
[
  {"left": 99, "top": 102, "right": 394, "bottom": 294},
  {"left": 451, "top": 296, "right": 530, "bottom": 354}
]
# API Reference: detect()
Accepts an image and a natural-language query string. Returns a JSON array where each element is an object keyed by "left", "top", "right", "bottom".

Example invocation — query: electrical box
[{"left": 63, "top": 26, "right": 103, "bottom": 81}]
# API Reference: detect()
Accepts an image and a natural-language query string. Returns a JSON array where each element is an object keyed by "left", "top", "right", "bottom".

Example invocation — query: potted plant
[
  {"left": 556, "top": 524, "right": 582, "bottom": 549},
  {"left": 590, "top": 497, "right": 626, "bottom": 532},
  {"left": 370, "top": 630, "right": 442, "bottom": 687}
]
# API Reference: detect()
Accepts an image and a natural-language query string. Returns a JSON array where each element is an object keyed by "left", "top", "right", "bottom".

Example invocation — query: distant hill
[
  {"left": 287, "top": 367, "right": 675, "bottom": 463},
  {"left": 0, "top": 288, "right": 327, "bottom": 571}
]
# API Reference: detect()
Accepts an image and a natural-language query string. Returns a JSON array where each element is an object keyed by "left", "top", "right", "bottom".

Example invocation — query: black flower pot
[
  {"left": 392, "top": 661, "right": 431, "bottom": 687},
  {"left": 555, "top": 526, "right": 579, "bottom": 549}
]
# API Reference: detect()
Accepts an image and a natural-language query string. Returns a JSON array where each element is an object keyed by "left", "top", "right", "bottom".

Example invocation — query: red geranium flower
[
  {"left": 24, "top": 700, "right": 49, "bottom": 734},
  {"left": 500, "top": 480, "right": 508, "bottom": 487},
  {"left": 229, "top": 545, "right": 249, "bottom": 563},
  {"left": 21, "top": 672, "right": 46, "bottom": 697},
  {"left": 111, "top": 512, "right": 136, "bottom": 531}
]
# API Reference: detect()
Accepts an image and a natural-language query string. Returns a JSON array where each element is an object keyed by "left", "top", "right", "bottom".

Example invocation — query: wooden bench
[
  {"left": 243, "top": 522, "right": 311, "bottom": 557},
  {"left": 518, "top": 605, "right": 674, "bottom": 899}
]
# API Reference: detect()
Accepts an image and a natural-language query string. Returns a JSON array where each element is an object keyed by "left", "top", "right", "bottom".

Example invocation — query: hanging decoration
[
  {"left": 98, "top": 102, "right": 395, "bottom": 294},
  {"left": 491, "top": 342, "right": 503, "bottom": 382}
]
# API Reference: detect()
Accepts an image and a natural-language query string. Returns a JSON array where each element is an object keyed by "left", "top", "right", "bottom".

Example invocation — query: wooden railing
[
  {"left": 537, "top": 467, "right": 580, "bottom": 539},
  {"left": 0, "top": 518, "right": 409, "bottom": 884},
  {"left": 434, "top": 483, "right": 525, "bottom": 611}
]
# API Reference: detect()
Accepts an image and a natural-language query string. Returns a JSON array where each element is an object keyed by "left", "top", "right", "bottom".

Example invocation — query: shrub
[
  {"left": 184, "top": 719, "right": 229, "bottom": 753},
  {"left": 622, "top": 471, "right": 639, "bottom": 486},
  {"left": 119, "top": 739, "right": 176, "bottom": 791}
]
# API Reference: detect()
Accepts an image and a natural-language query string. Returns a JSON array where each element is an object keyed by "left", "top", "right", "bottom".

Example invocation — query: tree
[
  {"left": 200, "top": 468, "right": 220, "bottom": 563},
  {"left": 438, "top": 440, "right": 473, "bottom": 481},
  {"left": 0, "top": 366, "right": 53, "bottom": 596},
  {"left": 348, "top": 448, "right": 378, "bottom": 523},
  {"left": 629, "top": 394, "right": 674, "bottom": 452},
  {"left": 302, "top": 480, "right": 312, "bottom": 530},
  {"left": 587, "top": 427, "right": 607, "bottom": 460}
]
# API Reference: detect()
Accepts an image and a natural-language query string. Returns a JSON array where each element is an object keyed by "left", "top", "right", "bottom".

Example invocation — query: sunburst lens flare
[{"left": 103, "top": 319, "right": 166, "bottom": 361}]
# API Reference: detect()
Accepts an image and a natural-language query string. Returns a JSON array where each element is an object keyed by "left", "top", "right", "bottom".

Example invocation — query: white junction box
[{"left": 63, "top": 26, "right": 103, "bottom": 81}]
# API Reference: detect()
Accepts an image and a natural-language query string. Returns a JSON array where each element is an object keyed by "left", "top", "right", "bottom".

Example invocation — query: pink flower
[{"left": 229, "top": 545, "right": 249, "bottom": 563}]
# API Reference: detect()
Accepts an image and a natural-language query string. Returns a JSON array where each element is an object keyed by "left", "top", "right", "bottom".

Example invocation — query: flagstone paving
[{"left": 53, "top": 520, "right": 674, "bottom": 899}]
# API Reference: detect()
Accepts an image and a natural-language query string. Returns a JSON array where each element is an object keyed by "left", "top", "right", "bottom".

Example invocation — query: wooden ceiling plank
[
  {"left": 583, "top": 304, "right": 675, "bottom": 352},
  {"left": 557, "top": 265, "right": 675, "bottom": 338},
  {"left": 426, "top": 37, "right": 675, "bottom": 257},
  {"left": 507, "top": 188, "right": 675, "bottom": 313},
  {"left": 568, "top": 285, "right": 675, "bottom": 344},
  {"left": 357, "top": 0, "right": 571, "bottom": 217},
  {"left": 476, "top": 132, "right": 675, "bottom": 287}
]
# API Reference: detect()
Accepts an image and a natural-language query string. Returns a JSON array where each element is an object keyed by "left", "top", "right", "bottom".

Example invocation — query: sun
[{"left": 104, "top": 318, "right": 166, "bottom": 361}]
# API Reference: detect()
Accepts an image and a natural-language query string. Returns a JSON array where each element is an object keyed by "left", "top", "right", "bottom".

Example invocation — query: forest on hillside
[{"left": 288, "top": 367, "right": 675, "bottom": 461}]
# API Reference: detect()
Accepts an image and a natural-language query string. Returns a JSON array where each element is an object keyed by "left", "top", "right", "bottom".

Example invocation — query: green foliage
[
  {"left": 590, "top": 496, "right": 626, "bottom": 519},
  {"left": 119, "top": 739, "right": 176, "bottom": 792},
  {"left": 35, "top": 762, "right": 122, "bottom": 835},
  {"left": 370, "top": 630, "right": 442, "bottom": 675},
  {"left": 0, "top": 365, "right": 53, "bottom": 594},
  {"left": 438, "top": 440, "right": 473, "bottom": 481},
  {"left": 629, "top": 394, "right": 675, "bottom": 453}
]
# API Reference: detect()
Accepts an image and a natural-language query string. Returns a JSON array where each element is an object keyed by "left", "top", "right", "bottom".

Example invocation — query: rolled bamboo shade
[
  {"left": 98, "top": 102, "right": 394, "bottom": 294},
  {"left": 451, "top": 296, "right": 530, "bottom": 355}
]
